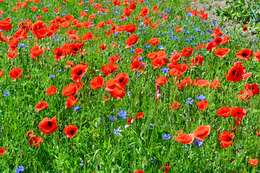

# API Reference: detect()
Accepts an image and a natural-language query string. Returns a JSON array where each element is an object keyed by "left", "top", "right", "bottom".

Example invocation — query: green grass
[{"left": 0, "top": 0, "right": 259, "bottom": 172}]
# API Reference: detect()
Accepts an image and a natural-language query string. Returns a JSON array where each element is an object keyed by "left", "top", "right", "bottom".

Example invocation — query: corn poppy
[
  {"left": 175, "top": 133, "right": 194, "bottom": 144},
  {"left": 90, "top": 76, "right": 104, "bottom": 90},
  {"left": 216, "top": 107, "right": 231, "bottom": 118},
  {"left": 248, "top": 159, "right": 259, "bottom": 167},
  {"left": 45, "top": 85, "right": 57, "bottom": 96},
  {"left": 66, "top": 95, "right": 78, "bottom": 109},
  {"left": 35, "top": 100, "right": 48, "bottom": 112},
  {"left": 196, "top": 100, "right": 208, "bottom": 111},
  {"left": 218, "top": 131, "right": 234, "bottom": 149},
  {"left": 64, "top": 125, "right": 78, "bottom": 139},
  {"left": 9, "top": 67, "right": 23, "bottom": 80},
  {"left": 236, "top": 49, "right": 252, "bottom": 60},
  {"left": 125, "top": 34, "right": 139, "bottom": 48},
  {"left": 30, "top": 45, "right": 44, "bottom": 59},
  {"left": 0, "top": 18, "right": 12, "bottom": 31},
  {"left": 193, "top": 125, "right": 211, "bottom": 141},
  {"left": 38, "top": 117, "right": 58, "bottom": 135},
  {"left": 0, "top": 147, "right": 5, "bottom": 156},
  {"left": 214, "top": 48, "right": 230, "bottom": 58},
  {"left": 62, "top": 83, "right": 78, "bottom": 97},
  {"left": 155, "top": 76, "right": 168, "bottom": 87},
  {"left": 226, "top": 62, "right": 245, "bottom": 82},
  {"left": 254, "top": 51, "right": 260, "bottom": 62},
  {"left": 71, "top": 64, "right": 88, "bottom": 82},
  {"left": 31, "top": 20, "right": 48, "bottom": 39}
]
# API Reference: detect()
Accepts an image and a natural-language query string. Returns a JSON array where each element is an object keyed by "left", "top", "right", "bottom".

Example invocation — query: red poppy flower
[
  {"left": 53, "top": 47, "right": 65, "bottom": 61},
  {"left": 66, "top": 95, "right": 78, "bottom": 109},
  {"left": 218, "top": 131, "right": 234, "bottom": 149},
  {"left": 124, "top": 24, "right": 137, "bottom": 33},
  {"left": 110, "top": 86, "right": 126, "bottom": 99},
  {"left": 170, "top": 101, "right": 181, "bottom": 110},
  {"left": 254, "top": 51, "right": 260, "bottom": 62},
  {"left": 71, "top": 64, "right": 88, "bottom": 82},
  {"left": 9, "top": 67, "right": 23, "bottom": 80},
  {"left": 214, "top": 48, "right": 230, "bottom": 58},
  {"left": 169, "top": 64, "right": 188, "bottom": 77},
  {"left": 62, "top": 83, "right": 78, "bottom": 97},
  {"left": 216, "top": 107, "right": 231, "bottom": 118},
  {"left": 236, "top": 49, "right": 252, "bottom": 60},
  {"left": 209, "top": 79, "right": 221, "bottom": 89},
  {"left": 140, "top": 6, "right": 149, "bottom": 17},
  {"left": 134, "top": 170, "right": 144, "bottom": 173},
  {"left": 35, "top": 100, "right": 48, "bottom": 112},
  {"left": 191, "top": 54, "right": 204, "bottom": 66},
  {"left": 29, "top": 136, "right": 43, "bottom": 148},
  {"left": 155, "top": 76, "right": 168, "bottom": 87},
  {"left": 245, "top": 83, "right": 259, "bottom": 95},
  {"left": 64, "top": 125, "right": 78, "bottom": 139},
  {"left": 90, "top": 76, "right": 104, "bottom": 90},
  {"left": 175, "top": 133, "right": 194, "bottom": 144},
  {"left": 46, "top": 85, "right": 57, "bottom": 96},
  {"left": 230, "top": 107, "right": 246, "bottom": 119},
  {"left": 38, "top": 117, "right": 58, "bottom": 135},
  {"left": 248, "top": 159, "right": 259, "bottom": 167},
  {"left": 135, "top": 112, "right": 144, "bottom": 120},
  {"left": 181, "top": 47, "right": 193, "bottom": 57},
  {"left": 125, "top": 34, "right": 139, "bottom": 48},
  {"left": 193, "top": 79, "right": 209, "bottom": 87},
  {"left": 193, "top": 125, "right": 211, "bottom": 141},
  {"left": 0, "top": 70, "right": 4, "bottom": 78},
  {"left": 0, "top": 147, "right": 5, "bottom": 156},
  {"left": 114, "top": 72, "right": 129, "bottom": 88},
  {"left": 196, "top": 100, "right": 208, "bottom": 111},
  {"left": 226, "top": 62, "right": 245, "bottom": 82},
  {"left": 101, "top": 63, "right": 118, "bottom": 76},
  {"left": 0, "top": 18, "right": 12, "bottom": 31},
  {"left": 30, "top": 45, "right": 44, "bottom": 59},
  {"left": 148, "top": 37, "right": 160, "bottom": 46},
  {"left": 32, "top": 20, "right": 48, "bottom": 39},
  {"left": 177, "top": 77, "right": 192, "bottom": 90}
]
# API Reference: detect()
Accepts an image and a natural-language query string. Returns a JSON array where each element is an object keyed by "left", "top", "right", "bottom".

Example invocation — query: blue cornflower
[
  {"left": 193, "top": 138, "right": 203, "bottom": 147},
  {"left": 144, "top": 44, "right": 151, "bottom": 49},
  {"left": 161, "top": 67, "right": 169, "bottom": 74},
  {"left": 49, "top": 74, "right": 56, "bottom": 79},
  {"left": 138, "top": 57, "right": 143, "bottom": 61},
  {"left": 114, "top": 32, "right": 119, "bottom": 37},
  {"left": 186, "top": 97, "right": 194, "bottom": 105},
  {"left": 56, "top": 69, "right": 64, "bottom": 73},
  {"left": 109, "top": 115, "right": 116, "bottom": 122},
  {"left": 211, "top": 19, "right": 218, "bottom": 26},
  {"left": 194, "top": 27, "right": 201, "bottom": 32},
  {"left": 162, "top": 133, "right": 172, "bottom": 140},
  {"left": 196, "top": 95, "right": 206, "bottom": 101},
  {"left": 170, "top": 35, "right": 178, "bottom": 41},
  {"left": 129, "top": 49, "right": 135, "bottom": 53},
  {"left": 117, "top": 110, "right": 127, "bottom": 120},
  {"left": 73, "top": 106, "right": 81, "bottom": 112},
  {"left": 16, "top": 166, "right": 25, "bottom": 173},
  {"left": 113, "top": 127, "right": 122, "bottom": 136},
  {"left": 158, "top": 45, "right": 164, "bottom": 50},
  {"left": 187, "top": 12, "right": 193, "bottom": 17},
  {"left": 3, "top": 90, "right": 10, "bottom": 97},
  {"left": 18, "top": 43, "right": 26, "bottom": 49}
]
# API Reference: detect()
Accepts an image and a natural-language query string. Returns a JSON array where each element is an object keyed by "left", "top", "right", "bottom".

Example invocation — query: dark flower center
[{"left": 47, "top": 121, "right": 53, "bottom": 127}]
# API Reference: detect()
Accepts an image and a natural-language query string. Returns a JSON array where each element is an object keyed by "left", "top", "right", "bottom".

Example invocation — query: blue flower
[
  {"left": 144, "top": 44, "right": 151, "bottom": 49},
  {"left": 16, "top": 166, "right": 25, "bottom": 173},
  {"left": 196, "top": 95, "right": 206, "bottom": 101},
  {"left": 162, "top": 133, "right": 172, "bottom": 140},
  {"left": 193, "top": 138, "right": 203, "bottom": 147},
  {"left": 49, "top": 74, "right": 56, "bottom": 79},
  {"left": 73, "top": 106, "right": 81, "bottom": 112},
  {"left": 187, "top": 12, "right": 193, "bottom": 17},
  {"left": 117, "top": 110, "right": 127, "bottom": 120},
  {"left": 186, "top": 97, "right": 194, "bottom": 105},
  {"left": 18, "top": 43, "right": 26, "bottom": 49},
  {"left": 170, "top": 35, "right": 178, "bottom": 41},
  {"left": 113, "top": 127, "right": 122, "bottom": 136},
  {"left": 129, "top": 49, "right": 135, "bottom": 53},
  {"left": 3, "top": 90, "right": 10, "bottom": 97},
  {"left": 194, "top": 27, "right": 201, "bottom": 32},
  {"left": 109, "top": 115, "right": 116, "bottom": 122},
  {"left": 158, "top": 45, "right": 164, "bottom": 50},
  {"left": 161, "top": 67, "right": 169, "bottom": 74}
]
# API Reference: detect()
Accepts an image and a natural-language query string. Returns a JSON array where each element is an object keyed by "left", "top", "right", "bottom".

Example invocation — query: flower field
[{"left": 0, "top": 0, "right": 259, "bottom": 172}]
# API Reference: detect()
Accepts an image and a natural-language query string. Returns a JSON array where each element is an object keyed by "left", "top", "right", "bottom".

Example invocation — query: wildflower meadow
[{"left": 0, "top": 0, "right": 259, "bottom": 172}]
